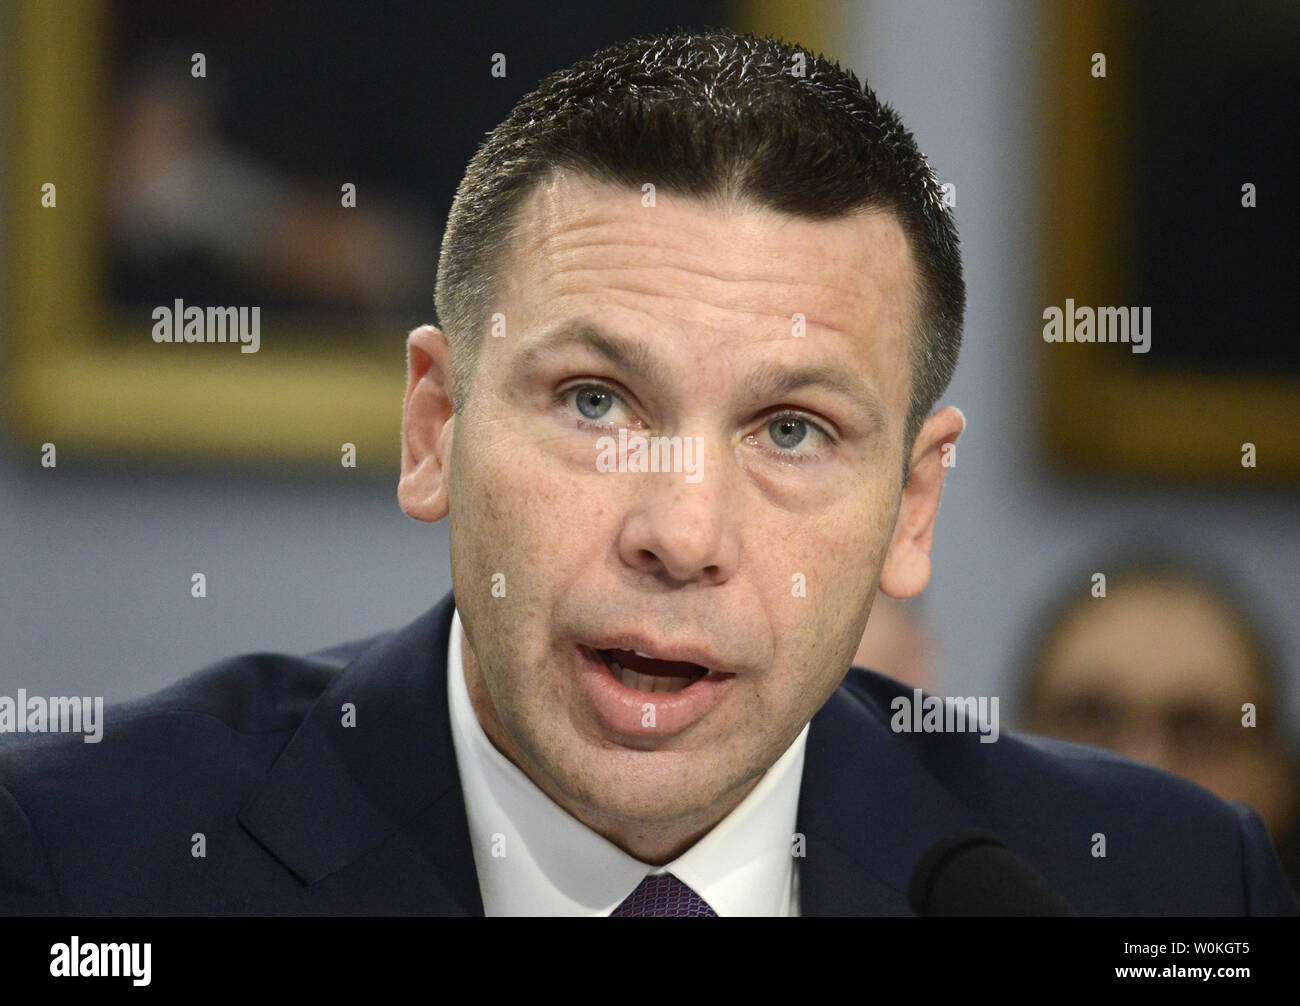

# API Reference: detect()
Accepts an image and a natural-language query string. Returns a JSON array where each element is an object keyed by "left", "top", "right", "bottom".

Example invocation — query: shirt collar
[{"left": 448, "top": 606, "right": 808, "bottom": 916}]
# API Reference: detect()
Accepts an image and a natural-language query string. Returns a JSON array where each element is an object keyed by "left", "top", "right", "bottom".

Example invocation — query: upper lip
[{"left": 583, "top": 636, "right": 742, "bottom": 676}]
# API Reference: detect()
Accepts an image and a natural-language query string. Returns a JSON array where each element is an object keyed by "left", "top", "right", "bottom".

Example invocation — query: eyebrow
[
  {"left": 512, "top": 321, "right": 888, "bottom": 430},
  {"left": 512, "top": 322, "right": 659, "bottom": 386},
  {"left": 743, "top": 358, "right": 887, "bottom": 432}
]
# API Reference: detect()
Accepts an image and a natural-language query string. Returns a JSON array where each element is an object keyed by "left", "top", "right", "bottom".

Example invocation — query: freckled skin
[{"left": 399, "top": 171, "right": 964, "bottom": 863}]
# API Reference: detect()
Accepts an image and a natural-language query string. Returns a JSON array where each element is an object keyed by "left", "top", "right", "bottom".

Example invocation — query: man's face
[{"left": 401, "top": 171, "right": 958, "bottom": 856}]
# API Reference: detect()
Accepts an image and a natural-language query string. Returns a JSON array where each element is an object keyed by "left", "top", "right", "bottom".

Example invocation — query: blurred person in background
[
  {"left": 1017, "top": 548, "right": 1300, "bottom": 892},
  {"left": 852, "top": 594, "right": 939, "bottom": 693}
]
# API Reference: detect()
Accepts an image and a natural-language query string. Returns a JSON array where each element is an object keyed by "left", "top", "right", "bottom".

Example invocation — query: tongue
[{"left": 607, "top": 649, "right": 706, "bottom": 678}]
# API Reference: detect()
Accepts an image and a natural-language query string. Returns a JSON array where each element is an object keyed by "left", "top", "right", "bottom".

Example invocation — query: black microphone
[{"left": 909, "top": 829, "right": 1077, "bottom": 916}]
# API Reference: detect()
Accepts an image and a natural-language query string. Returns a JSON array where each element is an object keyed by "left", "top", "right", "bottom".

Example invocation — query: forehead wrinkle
[
  {"left": 545, "top": 259, "right": 857, "bottom": 308},
  {"left": 510, "top": 183, "right": 911, "bottom": 325},
  {"left": 538, "top": 256, "right": 880, "bottom": 341},
  {"left": 523, "top": 192, "right": 901, "bottom": 300},
  {"left": 533, "top": 217, "right": 878, "bottom": 291},
  {"left": 542, "top": 225, "right": 803, "bottom": 277}
]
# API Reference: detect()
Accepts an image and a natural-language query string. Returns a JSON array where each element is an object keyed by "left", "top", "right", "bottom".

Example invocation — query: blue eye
[
  {"left": 746, "top": 412, "right": 835, "bottom": 465},
  {"left": 768, "top": 416, "right": 810, "bottom": 450},
  {"left": 561, "top": 383, "right": 631, "bottom": 429},
  {"left": 558, "top": 382, "right": 834, "bottom": 462},
  {"left": 574, "top": 385, "right": 616, "bottom": 422}
]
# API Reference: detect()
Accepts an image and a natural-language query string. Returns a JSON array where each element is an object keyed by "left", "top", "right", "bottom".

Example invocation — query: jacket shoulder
[
  {"left": 0, "top": 628, "right": 395, "bottom": 914},
  {"left": 0, "top": 633, "right": 378, "bottom": 774}
]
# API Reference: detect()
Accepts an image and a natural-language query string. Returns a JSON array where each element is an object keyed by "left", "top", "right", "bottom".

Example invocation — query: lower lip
[{"left": 574, "top": 645, "right": 733, "bottom": 737}]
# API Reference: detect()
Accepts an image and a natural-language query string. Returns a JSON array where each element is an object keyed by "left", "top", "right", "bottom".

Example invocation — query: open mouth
[{"left": 594, "top": 647, "right": 711, "bottom": 694}]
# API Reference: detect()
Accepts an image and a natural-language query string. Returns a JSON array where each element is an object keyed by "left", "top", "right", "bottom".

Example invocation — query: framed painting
[{"left": 1041, "top": 0, "right": 1299, "bottom": 485}]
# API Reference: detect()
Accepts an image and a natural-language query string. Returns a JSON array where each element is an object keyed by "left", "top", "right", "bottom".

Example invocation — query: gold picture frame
[
  {"left": 5, "top": 0, "right": 405, "bottom": 470},
  {"left": 1042, "top": 0, "right": 1298, "bottom": 485}
]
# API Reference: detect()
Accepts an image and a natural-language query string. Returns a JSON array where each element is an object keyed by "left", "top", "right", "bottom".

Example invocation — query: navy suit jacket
[{"left": 1, "top": 590, "right": 1295, "bottom": 915}]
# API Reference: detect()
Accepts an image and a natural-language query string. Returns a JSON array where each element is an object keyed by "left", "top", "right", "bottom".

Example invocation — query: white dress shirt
[{"left": 447, "top": 607, "right": 809, "bottom": 916}]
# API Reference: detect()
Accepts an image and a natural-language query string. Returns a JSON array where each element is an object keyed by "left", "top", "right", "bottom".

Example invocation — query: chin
[{"left": 551, "top": 743, "right": 745, "bottom": 826}]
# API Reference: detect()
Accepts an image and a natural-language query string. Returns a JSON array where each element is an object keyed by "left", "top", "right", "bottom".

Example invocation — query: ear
[
  {"left": 397, "top": 324, "right": 456, "bottom": 522},
  {"left": 878, "top": 406, "right": 965, "bottom": 599}
]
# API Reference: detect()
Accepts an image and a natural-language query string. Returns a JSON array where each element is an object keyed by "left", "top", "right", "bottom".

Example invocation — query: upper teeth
[
  {"left": 608, "top": 658, "right": 697, "bottom": 694},
  {"left": 633, "top": 650, "right": 655, "bottom": 658}
]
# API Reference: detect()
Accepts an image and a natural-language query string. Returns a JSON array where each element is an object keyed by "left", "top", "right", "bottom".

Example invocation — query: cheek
[
  {"left": 453, "top": 426, "right": 608, "bottom": 606},
  {"left": 768, "top": 489, "right": 897, "bottom": 670},
  {"left": 449, "top": 433, "right": 533, "bottom": 621},
  {"left": 781, "top": 486, "right": 897, "bottom": 589}
]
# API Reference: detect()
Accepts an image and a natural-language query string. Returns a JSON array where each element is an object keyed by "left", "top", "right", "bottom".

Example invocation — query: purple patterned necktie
[{"left": 610, "top": 873, "right": 718, "bottom": 917}]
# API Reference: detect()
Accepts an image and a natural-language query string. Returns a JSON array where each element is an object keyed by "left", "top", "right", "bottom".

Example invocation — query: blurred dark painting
[
  {"left": 103, "top": 0, "right": 730, "bottom": 339},
  {"left": 1130, "top": 1, "right": 1299, "bottom": 377}
]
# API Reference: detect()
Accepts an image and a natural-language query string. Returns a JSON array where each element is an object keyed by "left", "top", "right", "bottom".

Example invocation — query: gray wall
[
  {"left": 2, "top": 1, "right": 1296, "bottom": 731},
  {"left": 0, "top": 463, "right": 452, "bottom": 704}
]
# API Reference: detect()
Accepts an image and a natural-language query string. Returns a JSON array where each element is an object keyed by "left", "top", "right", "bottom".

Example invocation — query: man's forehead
[
  {"left": 495, "top": 171, "right": 917, "bottom": 401},
  {"left": 510, "top": 170, "right": 916, "bottom": 297}
]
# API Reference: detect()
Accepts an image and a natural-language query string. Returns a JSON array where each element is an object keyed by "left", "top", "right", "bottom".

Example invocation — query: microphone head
[{"left": 909, "top": 829, "right": 1077, "bottom": 916}]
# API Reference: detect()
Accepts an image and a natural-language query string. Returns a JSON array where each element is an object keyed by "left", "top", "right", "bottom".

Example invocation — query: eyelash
[{"left": 554, "top": 382, "right": 836, "bottom": 464}]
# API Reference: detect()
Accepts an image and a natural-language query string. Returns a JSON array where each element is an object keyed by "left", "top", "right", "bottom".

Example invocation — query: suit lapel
[
  {"left": 238, "top": 591, "right": 483, "bottom": 915},
  {"left": 797, "top": 674, "right": 990, "bottom": 915}
]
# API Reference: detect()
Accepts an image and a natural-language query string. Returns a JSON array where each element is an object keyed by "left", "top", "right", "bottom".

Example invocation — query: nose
[
  {"left": 1113, "top": 726, "right": 1177, "bottom": 777},
  {"left": 615, "top": 438, "right": 740, "bottom": 585}
]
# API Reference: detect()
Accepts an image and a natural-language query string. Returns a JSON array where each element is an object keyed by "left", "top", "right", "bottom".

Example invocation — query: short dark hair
[{"left": 434, "top": 27, "right": 964, "bottom": 464}]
